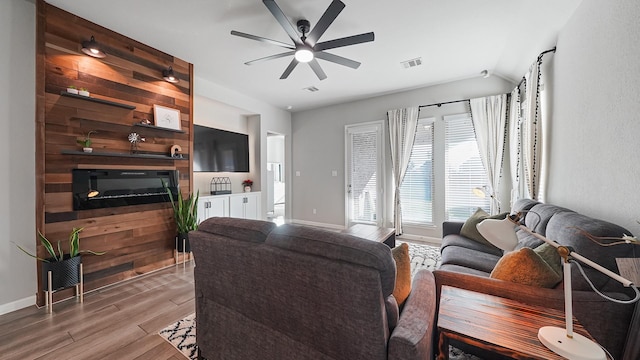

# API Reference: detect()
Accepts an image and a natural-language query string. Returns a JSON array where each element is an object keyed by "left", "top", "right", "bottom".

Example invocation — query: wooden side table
[
  {"left": 342, "top": 223, "right": 396, "bottom": 248},
  {"left": 437, "top": 286, "right": 603, "bottom": 360}
]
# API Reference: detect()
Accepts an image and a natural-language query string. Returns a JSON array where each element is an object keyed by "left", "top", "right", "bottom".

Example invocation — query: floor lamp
[{"left": 477, "top": 214, "right": 640, "bottom": 360}]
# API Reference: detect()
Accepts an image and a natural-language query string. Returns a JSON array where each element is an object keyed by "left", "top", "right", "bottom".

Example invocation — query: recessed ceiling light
[{"left": 286, "top": 105, "right": 293, "bottom": 110}]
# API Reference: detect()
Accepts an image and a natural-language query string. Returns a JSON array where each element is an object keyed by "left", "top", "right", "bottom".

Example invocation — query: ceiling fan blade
[
  {"left": 280, "top": 59, "right": 299, "bottom": 79},
  {"left": 263, "top": 0, "right": 302, "bottom": 45},
  {"left": 231, "top": 30, "right": 295, "bottom": 49},
  {"left": 315, "top": 32, "right": 375, "bottom": 52},
  {"left": 308, "top": 59, "right": 327, "bottom": 80},
  {"left": 245, "top": 51, "right": 295, "bottom": 66},
  {"left": 306, "top": 0, "right": 345, "bottom": 46},
  {"left": 315, "top": 51, "right": 360, "bottom": 69}
]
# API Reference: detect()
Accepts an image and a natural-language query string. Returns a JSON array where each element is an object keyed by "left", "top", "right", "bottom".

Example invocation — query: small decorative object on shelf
[
  {"left": 170, "top": 144, "right": 183, "bottom": 158},
  {"left": 210, "top": 177, "right": 232, "bottom": 195},
  {"left": 138, "top": 118, "right": 151, "bottom": 125},
  {"left": 128, "top": 132, "right": 145, "bottom": 153},
  {"left": 77, "top": 130, "right": 96, "bottom": 153},
  {"left": 242, "top": 179, "right": 253, "bottom": 192},
  {"left": 78, "top": 88, "right": 90, "bottom": 97},
  {"left": 66, "top": 85, "right": 78, "bottom": 95}
]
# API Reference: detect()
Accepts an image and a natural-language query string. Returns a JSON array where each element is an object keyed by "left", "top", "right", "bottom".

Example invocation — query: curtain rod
[
  {"left": 418, "top": 47, "right": 558, "bottom": 109},
  {"left": 418, "top": 98, "right": 469, "bottom": 109},
  {"left": 516, "top": 47, "right": 556, "bottom": 89}
]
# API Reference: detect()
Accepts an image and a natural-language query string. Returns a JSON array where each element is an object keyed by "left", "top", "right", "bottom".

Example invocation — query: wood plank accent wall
[{"left": 35, "top": 1, "right": 193, "bottom": 306}]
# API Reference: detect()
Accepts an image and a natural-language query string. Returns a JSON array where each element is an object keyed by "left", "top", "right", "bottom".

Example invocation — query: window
[
  {"left": 444, "top": 114, "right": 490, "bottom": 221},
  {"left": 398, "top": 113, "right": 489, "bottom": 226},
  {"left": 400, "top": 118, "right": 434, "bottom": 224}
]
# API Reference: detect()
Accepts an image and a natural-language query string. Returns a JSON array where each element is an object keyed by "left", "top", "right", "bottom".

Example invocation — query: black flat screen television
[{"left": 193, "top": 125, "right": 249, "bottom": 172}]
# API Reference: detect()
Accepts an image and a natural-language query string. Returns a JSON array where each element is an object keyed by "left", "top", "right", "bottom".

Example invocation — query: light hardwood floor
[{"left": 0, "top": 262, "right": 195, "bottom": 360}]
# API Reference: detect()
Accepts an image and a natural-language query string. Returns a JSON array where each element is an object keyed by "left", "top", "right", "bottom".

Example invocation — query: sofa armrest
[
  {"left": 388, "top": 270, "right": 437, "bottom": 360},
  {"left": 433, "top": 269, "right": 636, "bottom": 360},
  {"left": 442, "top": 221, "right": 464, "bottom": 237}
]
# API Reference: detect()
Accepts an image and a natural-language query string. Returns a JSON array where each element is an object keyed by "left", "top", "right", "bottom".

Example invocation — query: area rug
[
  {"left": 159, "top": 243, "right": 481, "bottom": 359},
  {"left": 159, "top": 314, "right": 481, "bottom": 360}
]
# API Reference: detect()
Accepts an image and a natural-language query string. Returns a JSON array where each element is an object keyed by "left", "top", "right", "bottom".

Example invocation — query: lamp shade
[
  {"left": 81, "top": 36, "right": 106, "bottom": 58},
  {"left": 476, "top": 216, "right": 519, "bottom": 251},
  {"left": 162, "top": 66, "right": 179, "bottom": 83},
  {"left": 294, "top": 47, "right": 314, "bottom": 63}
]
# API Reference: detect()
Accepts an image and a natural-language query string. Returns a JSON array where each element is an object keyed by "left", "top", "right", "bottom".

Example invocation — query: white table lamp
[{"left": 477, "top": 214, "right": 639, "bottom": 360}]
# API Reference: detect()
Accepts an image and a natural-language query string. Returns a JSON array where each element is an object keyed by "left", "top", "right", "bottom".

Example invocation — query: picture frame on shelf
[{"left": 153, "top": 104, "right": 181, "bottom": 131}]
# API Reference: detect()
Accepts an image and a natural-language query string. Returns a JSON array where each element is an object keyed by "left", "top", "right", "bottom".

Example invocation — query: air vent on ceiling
[
  {"left": 401, "top": 57, "right": 423, "bottom": 69},
  {"left": 303, "top": 86, "right": 319, "bottom": 92}
]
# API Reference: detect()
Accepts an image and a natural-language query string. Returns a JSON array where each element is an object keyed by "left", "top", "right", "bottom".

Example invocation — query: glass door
[{"left": 345, "top": 122, "right": 384, "bottom": 227}]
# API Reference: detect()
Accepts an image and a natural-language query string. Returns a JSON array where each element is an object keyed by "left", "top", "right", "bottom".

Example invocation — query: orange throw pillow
[{"left": 392, "top": 243, "right": 412, "bottom": 306}]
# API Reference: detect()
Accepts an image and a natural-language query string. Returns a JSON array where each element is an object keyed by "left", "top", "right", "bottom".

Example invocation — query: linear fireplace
[{"left": 72, "top": 169, "right": 179, "bottom": 210}]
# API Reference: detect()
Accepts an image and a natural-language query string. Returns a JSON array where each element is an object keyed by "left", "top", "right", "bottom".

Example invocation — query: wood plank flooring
[{"left": 0, "top": 262, "right": 195, "bottom": 360}]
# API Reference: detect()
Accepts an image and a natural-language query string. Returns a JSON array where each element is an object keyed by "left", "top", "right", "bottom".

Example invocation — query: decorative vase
[
  {"left": 78, "top": 90, "right": 90, "bottom": 97},
  {"left": 177, "top": 232, "right": 191, "bottom": 253},
  {"left": 41, "top": 255, "right": 82, "bottom": 291},
  {"left": 244, "top": 186, "right": 251, "bottom": 193},
  {"left": 66, "top": 87, "right": 78, "bottom": 95},
  {"left": 83, "top": 147, "right": 93, "bottom": 153}
]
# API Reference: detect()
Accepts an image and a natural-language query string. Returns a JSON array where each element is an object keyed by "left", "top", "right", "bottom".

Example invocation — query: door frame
[{"left": 344, "top": 120, "right": 385, "bottom": 228}]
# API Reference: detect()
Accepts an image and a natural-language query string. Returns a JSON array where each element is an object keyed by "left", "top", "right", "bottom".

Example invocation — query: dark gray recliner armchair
[{"left": 190, "top": 217, "right": 437, "bottom": 360}]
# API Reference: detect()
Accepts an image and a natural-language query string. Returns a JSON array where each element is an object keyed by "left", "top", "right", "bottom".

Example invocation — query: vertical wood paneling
[{"left": 35, "top": 0, "right": 193, "bottom": 306}]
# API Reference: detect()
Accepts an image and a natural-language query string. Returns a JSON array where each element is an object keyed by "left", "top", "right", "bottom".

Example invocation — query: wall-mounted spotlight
[
  {"left": 81, "top": 36, "right": 106, "bottom": 58},
  {"left": 162, "top": 66, "right": 179, "bottom": 83}
]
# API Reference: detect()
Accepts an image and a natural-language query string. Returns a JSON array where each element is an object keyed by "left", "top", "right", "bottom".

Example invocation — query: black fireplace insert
[{"left": 72, "top": 169, "right": 179, "bottom": 210}]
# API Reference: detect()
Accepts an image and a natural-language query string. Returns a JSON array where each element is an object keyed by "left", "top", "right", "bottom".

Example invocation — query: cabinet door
[
  {"left": 209, "top": 196, "right": 229, "bottom": 217},
  {"left": 197, "top": 196, "right": 210, "bottom": 223},
  {"left": 229, "top": 195, "right": 245, "bottom": 218},
  {"left": 243, "top": 194, "right": 260, "bottom": 220}
]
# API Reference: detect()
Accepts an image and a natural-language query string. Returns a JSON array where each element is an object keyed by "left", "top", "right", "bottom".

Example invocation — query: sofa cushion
[
  {"left": 490, "top": 247, "right": 562, "bottom": 288},
  {"left": 545, "top": 212, "right": 633, "bottom": 292},
  {"left": 440, "top": 245, "right": 501, "bottom": 274},
  {"left": 441, "top": 234, "right": 504, "bottom": 257},
  {"left": 460, "top": 208, "right": 508, "bottom": 248},
  {"left": 522, "top": 204, "right": 573, "bottom": 235},
  {"left": 197, "top": 216, "right": 277, "bottom": 243},
  {"left": 391, "top": 243, "right": 411, "bottom": 307}
]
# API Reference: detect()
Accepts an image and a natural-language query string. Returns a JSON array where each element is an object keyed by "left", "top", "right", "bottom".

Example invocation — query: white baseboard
[
  {"left": 290, "top": 219, "right": 346, "bottom": 231},
  {"left": 398, "top": 233, "right": 442, "bottom": 246},
  {"left": 0, "top": 295, "right": 35, "bottom": 316}
]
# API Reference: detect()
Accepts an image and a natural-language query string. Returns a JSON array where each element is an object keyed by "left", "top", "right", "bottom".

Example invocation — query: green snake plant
[{"left": 14, "top": 227, "right": 105, "bottom": 262}]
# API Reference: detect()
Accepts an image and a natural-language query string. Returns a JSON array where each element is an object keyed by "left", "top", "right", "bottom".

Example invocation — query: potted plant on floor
[
  {"left": 166, "top": 187, "right": 199, "bottom": 253},
  {"left": 14, "top": 227, "right": 105, "bottom": 292}
]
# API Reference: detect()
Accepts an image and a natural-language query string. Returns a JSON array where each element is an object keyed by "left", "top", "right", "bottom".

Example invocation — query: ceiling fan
[{"left": 231, "top": 0, "right": 374, "bottom": 80}]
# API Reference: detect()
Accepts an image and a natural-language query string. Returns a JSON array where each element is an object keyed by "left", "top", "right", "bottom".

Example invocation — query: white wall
[
  {"left": 194, "top": 77, "right": 292, "bottom": 220},
  {"left": 291, "top": 76, "right": 514, "bottom": 238},
  {"left": 0, "top": 0, "right": 36, "bottom": 314},
  {"left": 547, "top": 0, "right": 640, "bottom": 235}
]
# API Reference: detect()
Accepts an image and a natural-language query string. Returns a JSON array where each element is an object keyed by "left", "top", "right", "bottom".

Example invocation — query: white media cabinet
[{"left": 198, "top": 192, "right": 261, "bottom": 222}]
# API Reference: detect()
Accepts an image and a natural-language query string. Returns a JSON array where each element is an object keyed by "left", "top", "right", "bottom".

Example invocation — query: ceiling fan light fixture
[
  {"left": 162, "top": 66, "right": 179, "bottom": 83},
  {"left": 295, "top": 47, "right": 314, "bottom": 63},
  {"left": 81, "top": 36, "right": 106, "bottom": 58}
]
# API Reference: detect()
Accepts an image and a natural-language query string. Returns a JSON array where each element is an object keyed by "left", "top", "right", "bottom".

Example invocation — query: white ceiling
[{"left": 45, "top": 0, "right": 582, "bottom": 111}]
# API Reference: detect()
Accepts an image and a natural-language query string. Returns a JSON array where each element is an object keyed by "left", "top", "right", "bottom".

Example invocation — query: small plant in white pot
[
  {"left": 78, "top": 87, "right": 90, "bottom": 97},
  {"left": 77, "top": 130, "right": 97, "bottom": 153},
  {"left": 66, "top": 85, "right": 78, "bottom": 95}
]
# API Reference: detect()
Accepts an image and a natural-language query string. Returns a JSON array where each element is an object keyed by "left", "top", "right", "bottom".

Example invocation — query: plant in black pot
[
  {"left": 166, "top": 188, "right": 199, "bottom": 253},
  {"left": 14, "top": 227, "right": 105, "bottom": 291}
]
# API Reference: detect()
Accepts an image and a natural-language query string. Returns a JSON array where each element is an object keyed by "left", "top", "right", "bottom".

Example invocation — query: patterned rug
[{"left": 159, "top": 242, "right": 480, "bottom": 360}]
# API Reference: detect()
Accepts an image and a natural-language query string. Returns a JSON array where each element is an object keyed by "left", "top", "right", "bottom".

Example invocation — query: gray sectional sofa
[{"left": 435, "top": 199, "right": 640, "bottom": 360}]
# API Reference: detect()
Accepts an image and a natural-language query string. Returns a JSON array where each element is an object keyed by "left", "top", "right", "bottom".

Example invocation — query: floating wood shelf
[
  {"left": 61, "top": 150, "right": 188, "bottom": 160},
  {"left": 60, "top": 91, "right": 136, "bottom": 110},
  {"left": 133, "top": 123, "right": 185, "bottom": 133}
]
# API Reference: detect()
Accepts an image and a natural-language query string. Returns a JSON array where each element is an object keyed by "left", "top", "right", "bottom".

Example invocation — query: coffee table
[
  {"left": 437, "top": 285, "right": 602, "bottom": 360},
  {"left": 342, "top": 223, "right": 396, "bottom": 248}
]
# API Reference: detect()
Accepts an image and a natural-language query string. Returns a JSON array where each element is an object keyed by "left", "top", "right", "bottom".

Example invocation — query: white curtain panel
[
  {"left": 522, "top": 61, "right": 543, "bottom": 200},
  {"left": 508, "top": 87, "right": 524, "bottom": 208},
  {"left": 387, "top": 107, "right": 419, "bottom": 235},
  {"left": 470, "top": 95, "right": 508, "bottom": 214}
]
